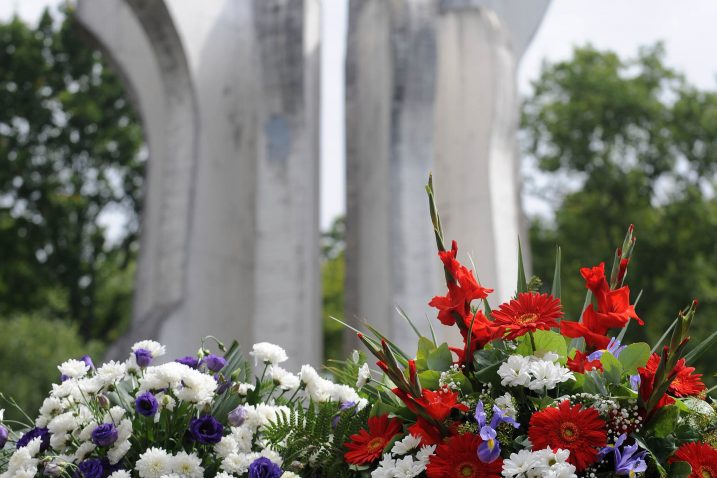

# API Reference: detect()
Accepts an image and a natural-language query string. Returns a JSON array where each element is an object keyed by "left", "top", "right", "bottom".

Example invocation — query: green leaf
[
  {"left": 516, "top": 330, "right": 567, "bottom": 361},
  {"left": 551, "top": 245, "right": 561, "bottom": 299},
  {"left": 370, "top": 400, "right": 397, "bottom": 418},
  {"left": 417, "top": 370, "right": 441, "bottom": 390},
  {"left": 427, "top": 343, "right": 453, "bottom": 372},
  {"left": 517, "top": 239, "right": 528, "bottom": 294},
  {"left": 416, "top": 337, "right": 436, "bottom": 371},
  {"left": 668, "top": 462, "right": 692, "bottom": 478},
  {"left": 529, "top": 396, "right": 555, "bottom": 410},
  {"left": 618, "top": 342, "right": 651, "bottom": 374},
  {"left": 648, "top": 405, "right": 680, "bottom": 439},
  {"left": 684, "top": 330, "right": 717, "bottom": 364},
  {"left": 600, "top": 352, "right": 623, "bottom": 384}
]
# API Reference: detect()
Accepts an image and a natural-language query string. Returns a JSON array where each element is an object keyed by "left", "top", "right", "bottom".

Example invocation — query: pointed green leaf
[
  {"left": 551, "top": 245, "right": 561, "bottom": 299},
  {"left": 427, "top": 343, "right": 453, "bottom": 372},
  {"left": 517, "top": 239, "right": 528, "bottom": 294}
]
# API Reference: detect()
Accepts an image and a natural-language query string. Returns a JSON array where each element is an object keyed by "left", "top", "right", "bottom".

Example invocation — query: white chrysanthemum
[
  {"left": 259, "top": 448, "right": 283, "bottom": 466},
  {"left": 232, "top": 426, "right": 255, "bottom": 452},
  {"left": 494, "top": 393, "right": 518, "bottom": 419},
  {"left": 174, "top": 368, "right": 217, "bottom": 404},
  {"left": 47, "top": 411, "right": 77, "bottom": 435},
  {"left": 215, "top": 436, "right": 238, "bottom": 459},
  {"left": 280, "top": 472, "right": 300, "bottom": 478},
  {"left": 172, "top": 451, "right": 204, "bottom": 478},
  {"left": 71, "top": 377, "right": 103, "bottom": 400},
  {"left": 0, "top": 408, "right": 4, "bottom": 421},
  {"left": 74, "top": 442, "right": 97, "bottom": 462},
  {"left": 268, "top": 366, "right": 300, "bottom": 391},
  {"left": 415, "top": 444, "right": 436, "bottom": 464},
  {"left": 136, "top": 447, "right": 172, "bottom": 478},
  {"left": 391, "top": 434, "right": 422, "bottom": 456},
  {"left": 96, "top": 361, "right": 127, "bottom": 385},
  {"left": 528, "top": 360, "right": 574, "bottom": 391},
  {"left": 221, "top": 452, "right": 260, "bottom": 475},
  {"left": 371, "top": 454, "right": 397, "bottom": 478},
  {"left": 249, "top": 342, "right": 288, "bottom": 365},
  {"left": 299, "top": 365, "right": 334, "bottom": 402},
  {"left": 50, "top": 431, "right": 70, "bottom": 450},
  {"left": 498, "top": 355, "right": 532, "bottom": 387},
  {"left": 35, "top": 397, "right": 64, "bottom": 427},
  {"left": 132, "top": 340, "right": 166, "bottom": 358},
  {"left": 108, "top": 440, "right": 132, "bottom": 465},
  {"left": 108, "top": 471, "right": 131, "bottom": 478},
  {"left": 356, "top": 363, "right": 371, "bottom": 389},
  {"left": 58, "top": 359, "right": 90, "bottom": 379},
  {"left": 331, "top": 384, "right": 362, "bottom": 405},
  {"left": 543, "top": 462, "right": 577, "bottom": 478},
  {"left": 393, "top": 455, "right": 425, "bottom": 478},
  {"left": 215, "top": 473, "right": 237, "bottom": 478},
  {"left": 78, "top": 421, "right": 98, "bottom": 442},
  {"left": 502, "top": 449, "right": 540, "bottom": 477},
  {"left": 236, "top": 382, "right": 256, "bottom": 396}
]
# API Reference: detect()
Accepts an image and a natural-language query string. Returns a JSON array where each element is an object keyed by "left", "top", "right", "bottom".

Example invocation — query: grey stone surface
[
  {"left": 76, "top": 0, "right": 322, "bottom": 366},
  {"left": 345, "top": 1, "right": 548, "bottom": 352}
]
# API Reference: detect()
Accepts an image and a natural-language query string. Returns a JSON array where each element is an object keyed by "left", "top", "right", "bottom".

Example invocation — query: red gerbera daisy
[
  {"left": 528, "top": 400, "right": 607, "bottom": 471},
  {"left": 343, "top": 414, "right": 402, "bottom": 465},
  {"left": 669, "top": 442, "right": 717, "bottom": 478},
  {"left": 426, "top": 433, "right": 503, "bottom": 478},
  {"left": 491, "top": 292, "right": 563, "bottom": 340},
  {"left": 641, "top": 353, "right": 705, "bottom": 398}
]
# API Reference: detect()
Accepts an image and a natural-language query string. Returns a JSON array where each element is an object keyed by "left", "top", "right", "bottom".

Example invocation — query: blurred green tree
[
  {"left": 524, "top": 44, "right": 717, "bottom": 385},
  {"left": 0, "top": 8, "right": 143, "bottom": 342},
  {"left": 322, "top": 216, "right": 346, "bottom": 362}
]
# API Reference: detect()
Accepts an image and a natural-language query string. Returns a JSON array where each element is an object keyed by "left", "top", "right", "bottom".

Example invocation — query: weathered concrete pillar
[
  {"left": 76, "top": 0, "right": 322, "bottom": 366},
  {"left": 345, "top": 0, "right": 549, "bottom": 352}
]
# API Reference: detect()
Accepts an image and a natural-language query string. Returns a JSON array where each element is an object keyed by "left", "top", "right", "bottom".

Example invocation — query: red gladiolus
[
  {"left": 528, "top": 401, "right": 607, "bottom": 472},
  {"left": 560, "top": 306, "right": 612, "bottom": 350},
  {"left": 595, "top": 286, "right": 643, "bottom": 327},
  {"left": 491, "top": 292, "right": 563, "bottom": 340},
  {"left": 426, "top": 433, "right": 503, "bottom": 478},
  {"left": 343, "top": 414, "right": 402, "bottom": 465},
  {"left": 641, "top": 353, "right": 705, "bottom": 398},
  {"left": 566, "top": 350, "right": 603, "bottom": 373},
  {"left": 407, "top": 417, "right": 443, "bottom": 446},
  {"left": 580, "top": 262, "right": 608, "bottom": 296},
  {"left": 393, "top": 387, "right": 468, "bottom": 422},
  {"left": 669, "top": 442, "right": 717, "bottom": 478}
]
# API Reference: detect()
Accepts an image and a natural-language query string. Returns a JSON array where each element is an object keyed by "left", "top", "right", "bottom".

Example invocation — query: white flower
[
  {"left": 74, "top": 442, "right": 97, "bottom": 462},
  {"left": 502, "top": 449, "right": 540, "bottom": 477},
  {"left": 528, "top": 360, "right": 574, "bottom": 391},
  {"left": 267, "top": 366, "right": 300, "bottom": 391},
  {"left": 356, "top": 363, "right": 371, "bottom": 389},
  {"left": 237, "top": 383, "right": 256, "bottom": 395},
  {"left": 498, "top": 355, "right": 532, "bottom": 387},
  {"left": 391, "top": 434, "right": 421, "bottom": 456},
  {"left": 215, "top": 436, "right": 238, "bottom": 458},
  {"left": 108, "top": 471, "right": 131, "bottom": 478},
  {"left": 249, "top": 342, "right": 288, "bottom": 365},
  {"left": 108, "top": 440, "right": 132, "bottom": 465},
  {"left": 173, "top": 368, "right": 217, "bottom": 404},
  {"left": 351, "top": 350, "right": 360, "bottom": 363},
  {"left": 96, "top": 361, "right": 127, "bottom": 385},
  {"left": 232, "top": 425, "right": 255, "bottom": 452},
  {"left": 371, "top": 454, "right": 397, "bottom": 478},
  {"left": 299, "top": 365, "right": 334, "bottom": 402},
  {"left": 494, "top": 393, "right": 517, "bottom": 419},
  {"left": 259, "top": 448, "right": 283, "bottom": 466},
  {"left": 136, "top": 447, "right": 172, "bottom": 478},
  {"left": 172, "top": 451, "right": 204, "bottom": 478},
  {"left": 216, "top": 474, "right": 237, "bottom": 478},
  {"left": 222, "top": 452, "right": 260, "bottom": 475},
  {"left": 132, "top": 340, "right": 166, "bottom": 358},
  {"left": 58, "top": 359, "right": 90, "bottom": 379},
  {"left": 0, "top": 408, "right": 3, "bottom": 421},
  {"left": 47, "top": 411, "right": 77, "bottom": 435},
  {"left": 393, "top": 455, "right": 425, "bottom": 478},
  {"left": 415, "top": 444, "right": 436, "bottom": 464},
  {"left": 281, "top": 472, "right": 300, "bottom": 478}
]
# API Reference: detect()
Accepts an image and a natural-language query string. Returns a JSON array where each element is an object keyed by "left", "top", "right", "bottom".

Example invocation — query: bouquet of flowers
[
  {"left": 338, "top": 177, "right": 716, "bottom": 478},
  {"left": 0, "top": 339, "right": 370, "bottom": 478}
]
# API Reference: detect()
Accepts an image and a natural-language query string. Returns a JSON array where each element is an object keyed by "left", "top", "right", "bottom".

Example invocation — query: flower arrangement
[{"left": 1, "top": 175, "right": 716, "bottom": 478}]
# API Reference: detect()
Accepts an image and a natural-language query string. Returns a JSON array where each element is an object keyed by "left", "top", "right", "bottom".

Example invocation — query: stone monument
[
  {"left": 345, "top": 0, "right": 550, "bottom": 352},
  {"left": 76, "top": 0, "right": 322, "bottom": 365}
]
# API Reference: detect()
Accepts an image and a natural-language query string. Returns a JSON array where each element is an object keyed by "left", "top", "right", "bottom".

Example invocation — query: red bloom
[
  {"left": 426, "top": 433, "right": 503, "bottom": 478},
  {"left": 491, "top": 292, "right": 563, "bottom": 340},
  {"left": 429, "top": 241, "right": 493, "bottom": 326},
  {"left": 595, "top": 286, "right": 643, "bottom": 327},
  {"left": 343, "top": 414, "right": 402, "bottom": 465},
  {"left": 669, "top": 442, "right": 717, "bottom": 478},
  {"left": 560, "top": 306, "right": 611, "bottom": 350},
  {"left": 641, "top": 353, "right": 705, "bottom": 398},
  {"left": 580, "top": 262, "right": 609, "bottom": 296},
  {"left": 408, "top": 417, "right": 443, "bottom": 446},
  {"left": 393, "top": 387, "right": 468, "bottom": 422},
  {"left": 566, "top": 350, "right": 603, "bottom": 374},
  {"left": 528, "top": 400, "right": 607, "bottom": 471}
]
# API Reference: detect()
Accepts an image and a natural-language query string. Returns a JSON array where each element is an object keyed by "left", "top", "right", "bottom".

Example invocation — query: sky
[{"left": 3, "top": 0, "right": 717, "bottom": 230}]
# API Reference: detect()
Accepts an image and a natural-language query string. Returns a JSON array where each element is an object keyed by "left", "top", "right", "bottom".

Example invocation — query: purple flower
[
  {"left": 332, "top": 401, "right": 357, "bottom": 429},
  {"left": 135, "top": 392, "right": 159, "bottom": 417},
  {"left": 588, "top": 337, "right": 626, "bottom": 361},
  {"left": 188, "top": 415, "right": 224, "bottom": 444},
  {"left": 16, "top": 427, "right": 50, "bottom": 452},
  {"left": 228, "top": 406, "right": 248, "bottom": 427},
  {"left": 629, "top": 374, "right": 641, "bottom": 391},
  {"left": 73, "top": 458, "right": 106, "bottom": 478},
  {"left": 134, "top": 348, "right": 153, "bottom": 367},
  {"left": 80, "top": 355, "right": 95, "bottom": 370},
  {"left": 204, "top": 354, "right": 227, "bottom": 372},
  {"left": 175, "top": 356, "right": 200, "bottom": 369},
  {"left": 615, "top": 441, "right": 647, "bottom": 476},
  {"left": 248, "top": 457, "right": 282, "bottom": 478},
  {"left": 0, "top": 425, "right": 8, "bottom": 449},
  {"left": 91, "top": 423, "right": 118, "bottom": 447},
  {"left": 474, "top": 401, "right": 519, "bottom": 464}
]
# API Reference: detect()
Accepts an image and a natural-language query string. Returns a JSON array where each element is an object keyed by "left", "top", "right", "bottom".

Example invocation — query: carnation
[{"left": 249, "top": 342, "right": 288, "bottom": 365}]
